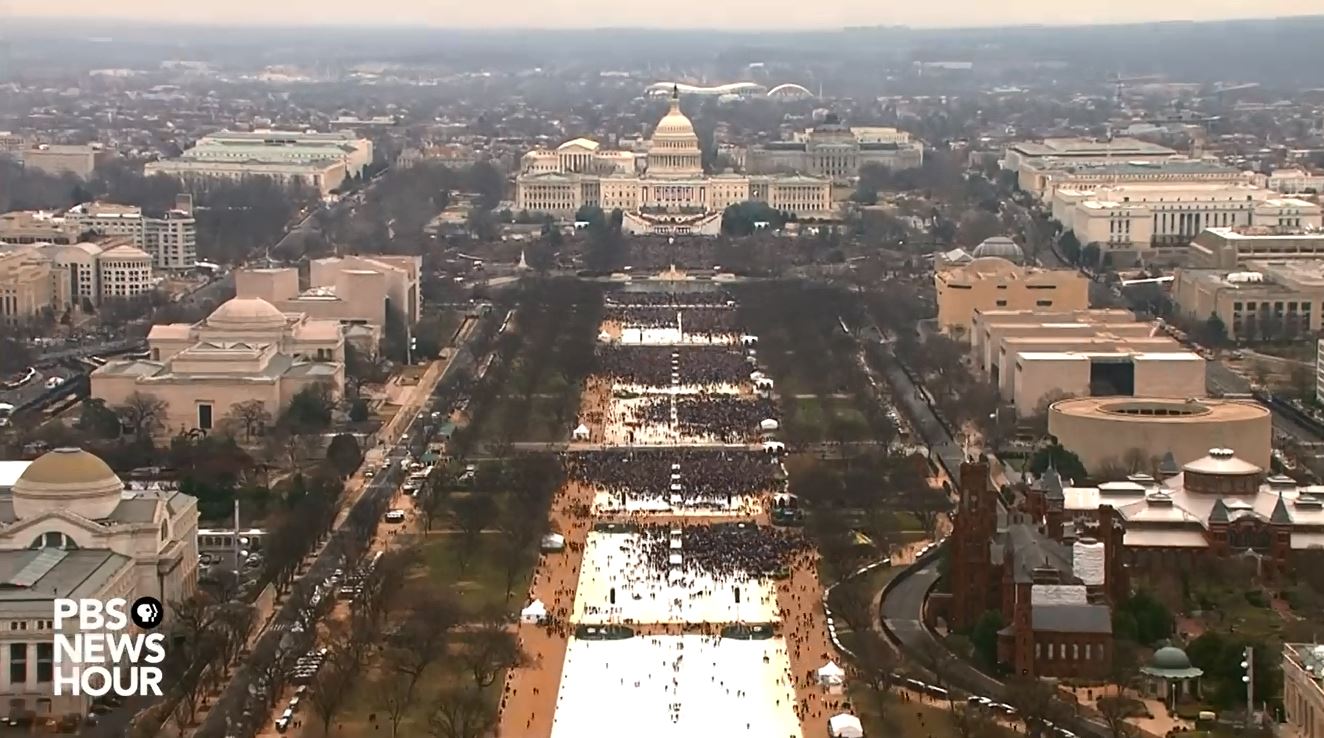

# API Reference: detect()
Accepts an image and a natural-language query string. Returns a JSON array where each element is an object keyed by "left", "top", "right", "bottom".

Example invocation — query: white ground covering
[
  {"left": 603, "top": 396, "right": 679, "bottom": 446},
  {"left": 550, "top": 635, "right": 802, "bottom": 738},
  {"left": 617, "top": 327, "right": 738, "bottom": 346},
  {"left": 573, "top": 531, "right": 779, "bottom": 624},
  {"left": 613, "top": 382, "right": 745, "bottom": 396},
  {"left": 591, "top": 489, "right": 761, "bottom": 517}
]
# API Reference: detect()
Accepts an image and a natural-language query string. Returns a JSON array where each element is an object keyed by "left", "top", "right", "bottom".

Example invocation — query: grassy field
[
  {"left": 474, "top": 396, "right": 573, "bottom": 444},
  {"left": 783, "top": 396, "right": 874, "bottom": 443},
  {"left": 848, "top": 683, "right": 1019, "bottom": 738},
  {"left": 321, "top": 529, "right": 538, "bottom": 738}
]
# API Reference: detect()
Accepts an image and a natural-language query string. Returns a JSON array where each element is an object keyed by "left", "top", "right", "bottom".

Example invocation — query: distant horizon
[{"left": 5, "top": 4, "right": 1324, "bottom": 32}]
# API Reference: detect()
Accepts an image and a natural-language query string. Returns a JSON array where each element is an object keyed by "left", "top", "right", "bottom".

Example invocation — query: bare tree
[
  {"left": 427, "top": 687, "right": 496, "bottom": 738},
  {"left": 461, "top": 618, "right": 529, "bottom": 691},
  {"left": 309, "top": 658, "right": 357, "bottom": 737},
  {"left": 117, "top": 391, "right": 168, "bottom": 440},
  {"left": 376, "top": 671, "right": 415, "bottom": 738},
  {"left": 1005, "top": 676, "right": 1069, "bottom": 738},
  {"left": 387, "top": 589, "right": 461, "bottom": 702},
  {"left": 227, "top": 399, "right": 273, "bottom": 442},
  {"left": 853, "top": 631, "right": 898, "bottom": 723},
  {"left": 1097, "top": 694, "right": 1141, "bottom": 738}
]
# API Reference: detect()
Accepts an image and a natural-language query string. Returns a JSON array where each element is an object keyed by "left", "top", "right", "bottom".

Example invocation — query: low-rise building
[
  {"left": 0, "top": 248, "right": 65, "bottom": 324},
  {"left": 1284, "top": 643, "right": 1324, "bottom": 738},
  {"left": 945, "top": 458, "right": 1123, "bottom": 680},
  {"left": 1048, "top": 396, "right": 1272, "bottom": 471},
  {"left": 1012, "top": 350, "right": 1205, "bottom": 417},
  {"left": 91, "top": 297, "right": 345, "bottom": 436},
  {"left": 1017, "top": 158, "right": 1250, "bottom": 202},
  {"left": 145, "top": 157, "right": 347, "bottom": 196},
  {"left": 1172, "top": 260, "right": 1324, "bottom": 341},
  {"left": 970, "top": 309, "right": 1139, "bottom": 370},
  {"left": 745, "top": 114, "right": 924, "bottom": 179},
  {"left": 1051, "top": 183, "right": 1322, "bottom": 262},
  {"left": 1188, "top": 227, "right": 1324, "bottom": 269},
  {"left": 172, "top": 129, "right": 371, "bottom": 177},
  {"left": 0, "top": 212, "right": 79, "bottom": 246},
  {"left": 1003, "top": 137, "right": 1178, "bottom": 174},
  {"left": 1257, "top": 168, "right": 1324, "bottom": 195},
  {"left": 935, "top": 257, "right": 1091, "bottom": 336},
  {"left": 0, "top": 447, "right": 199, "bottom": 721},
  {"left": 234, "top": 254, "right": 421, "bottom": 351},
  {"left": 1062, "top": 448, "right": 1324, "bottom": 571},
  {"left": 21, "top": 144, "right": 99, "bottom": 179}
]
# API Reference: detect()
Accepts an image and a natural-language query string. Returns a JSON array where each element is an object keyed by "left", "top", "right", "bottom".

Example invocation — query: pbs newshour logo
[{"left": 53, "top": 596, "right": 166, "bottom": 697}]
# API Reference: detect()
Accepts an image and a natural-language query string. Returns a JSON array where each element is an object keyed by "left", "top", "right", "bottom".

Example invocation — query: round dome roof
[
  {"left": 1151, "top": 646, "right": 1192, "bottom": 670},
  {"left": 973, "top": 237, "right": 1025, "bottom": 264},
  {"left": 207, "top": 297, "right": 287, "bottom": 331},
  {"left": 965, "top": 256, "right": 1021, "bottom": 276},
  {"left": 1183, "top": 448, "right": 1262, "bottom": 476},
  {"left": 12, "top": 447, "right": 124, "bottom": 521},
  {"left": 654, "top": 88, "right": 697, "bottom": 138}
]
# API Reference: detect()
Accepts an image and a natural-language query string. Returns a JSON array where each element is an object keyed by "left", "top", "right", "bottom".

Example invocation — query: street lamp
[{"left": 1240, "top": 645, "right": 1254, "bottom": 734}]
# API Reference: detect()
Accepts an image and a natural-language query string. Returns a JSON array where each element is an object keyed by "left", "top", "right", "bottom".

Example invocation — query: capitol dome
[
  {"left": 972, "top": 236, "right": 1025, "bottom": 264},
  {"left": 654, "top": 86, "right": 697, "bottom": 139},
  {"left": 12, "top": 447, "right": 124, "bottom": 521},
  {"left": 206, "top": 297, "right": 288, "bottom": 331}
]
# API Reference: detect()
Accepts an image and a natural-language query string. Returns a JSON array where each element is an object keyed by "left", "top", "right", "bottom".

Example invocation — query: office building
[
  {"left": 1257, "top": 169, "right": 1324, "bottom": 195},
  {"left": 145, "top": 157, "right": 347, "bottom": 196},
  {"left": 934, "top": 257, "right": 1090, "bottom": 336},
  {"left": 1051, "top": 183, "right": 1321, "bottom": 261},
  {"left": 64, "top": 196, "right": 198, "bottom": 271},
  {"left": 21, "top": 144, "right": 99, "bottom": 179},
  {"left": 1003, "top": 137, "right": 1178, "bottom": 173},
  {"left": 1017, "top": 158, "right": 1251, "bottom": 202},
  {"left": 146, "top": 130, "right": 369, "bottom": 195},
  {"left": 1188, "top": 227, "right": 1324, "bottom": 269},
  {"left": 1172, "top": 261, "right": 1324, "bottom": 341},
  {"left": 1011, "top": 349, "right": 1205, "bottom": 417},
  {"left": 0, "top": 212, "right": 78, "bottom": 246}
]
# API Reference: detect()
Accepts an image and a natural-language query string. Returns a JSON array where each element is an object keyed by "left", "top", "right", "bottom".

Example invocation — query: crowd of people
[
  {"left": 597, "top": 346, "right": 753, "bottom": 387},
  {"left": 636, "top": 395, "right": 779, "bottom": 441},
  {"left": 605, "top": 290, "right": 734, "bottom": 307},
  {"left": 564, "top": 449, "right": 780, "bottom": 504},
  {"left": 641, "top": 523, "right": 810, "bottom": 578},
  {"left": 602, "top": 305, "right": 741, "bottom": 338}
]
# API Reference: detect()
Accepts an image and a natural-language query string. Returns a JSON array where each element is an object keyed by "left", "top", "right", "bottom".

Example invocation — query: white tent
[
  {"left": 750, "top": 371, "right": 766, "bottom": 381},
  {"left": 818, "top": 661, "right": 846, "bottom": 685},
  {"left": 540, "top": 533, "right": 566, "bottom": 552},
  {"left": 520, "top": 600, "right": 548, "bottom": 624},
  {"left": 572, "top": 424, "right": 590, "bottom": 441},
  {"left": 741, "top": 334, "right": 759, "bottom": 346},
  {"left": 597, "top": 331, "right": 612, "bottom": 342},
  {"left": 759, "top": 418, "right": 780, "bottom": 431},
  {"left": 828, "top": 714, "right": 863, "bottom": 738},
  {"left": 755, "top": 377, "right": 775, "bottom": 390},
  {"left": 762, "top": 441, "right": 786, "bottom": 454}
]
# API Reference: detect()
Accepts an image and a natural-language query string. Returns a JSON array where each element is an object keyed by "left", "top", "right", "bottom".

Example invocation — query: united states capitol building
[{"left": 514, "top": 88, "right": 832, "bottom": 235}]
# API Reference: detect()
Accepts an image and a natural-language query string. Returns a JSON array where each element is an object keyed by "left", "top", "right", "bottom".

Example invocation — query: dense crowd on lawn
[
  {"left": 605, "top": 290, "right": 734, "bottom": 307},
  {"left": 638, "top": 395, "right": 779, "bottom": 441},
  {"left": 640, "top": 523, "right": 809, "bottom": 578},
  {"left": 597, "top": 346, "right": 754, "bottom": 386},
  {"left": 602, "top": 306, "right": 740, "bottom": 337},
  {"left": 564, "top": 450, "right": 780, "bottom": 503}
]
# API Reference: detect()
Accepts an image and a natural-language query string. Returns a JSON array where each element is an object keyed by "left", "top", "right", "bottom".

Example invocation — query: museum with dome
[
  {"left": 515, "top": 87, "right": 832, "bottom": 235},
  {"left": 90, "top": 295, "right": 346, "bottom": 436},
  {"left": 0, "top": 447, "right": 199, "bottom": 718}
]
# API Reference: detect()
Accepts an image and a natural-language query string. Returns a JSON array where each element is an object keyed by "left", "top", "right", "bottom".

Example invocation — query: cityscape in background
[{"left": 0, "top": 11, "right": 1323, "bottom": 738}]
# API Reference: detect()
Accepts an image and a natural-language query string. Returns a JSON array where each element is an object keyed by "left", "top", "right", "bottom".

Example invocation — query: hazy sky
[{"left": 10, "top": 0, "right": 1324, "bottom": 29}]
